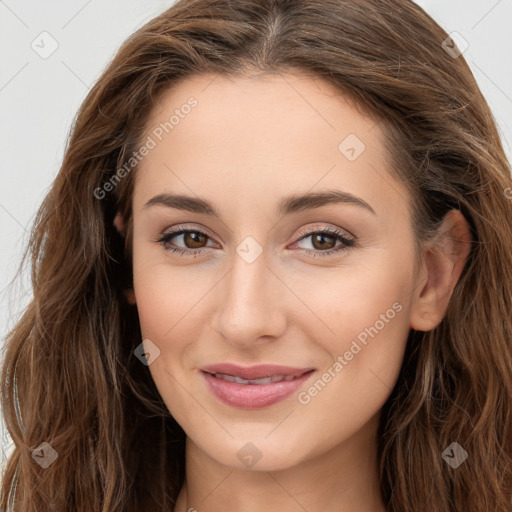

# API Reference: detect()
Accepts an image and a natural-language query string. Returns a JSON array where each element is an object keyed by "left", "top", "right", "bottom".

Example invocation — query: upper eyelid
[
  {"left": 295, "top": 224, "right": 354, "bottom": 240},
  {"left": 161, "top": 223, "right": 218, "bottom": 241}
]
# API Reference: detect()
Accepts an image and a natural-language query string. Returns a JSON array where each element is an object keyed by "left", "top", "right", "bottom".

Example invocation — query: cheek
[
  {"left": 293, "top": 248, "right": 412, "bottom": 346},
  {"left": 296, "top": 251, "right": 413, "bottom": 391},
  {"left": 131, "top": 261, "right": 203, "bottom": 418},
  {"left": 132, "top": 254, "right": 218, "bottom": 385},
  {"left": 132, "top": 242, "right": 203, "bottom": 338}
]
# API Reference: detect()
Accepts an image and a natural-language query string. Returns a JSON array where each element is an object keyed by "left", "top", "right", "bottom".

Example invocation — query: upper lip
[{"left": 200, "top": 363, "right": 315, "bottom": 380}]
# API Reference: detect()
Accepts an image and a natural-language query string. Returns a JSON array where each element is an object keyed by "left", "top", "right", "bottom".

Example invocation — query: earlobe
[
  {"left": 113, "top": 212, "right": 134, "bottom": 304},
  {"left": 113, "top": 211, "right": 125, "bottom": 237},
  {"left": 409, "top": 210, "right": 472, "bottom": 332},
  {"left": 124, "top": 288, "right": 136, "bottom": 305}
]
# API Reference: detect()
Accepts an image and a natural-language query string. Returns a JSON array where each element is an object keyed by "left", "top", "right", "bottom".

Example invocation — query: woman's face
[{"left": 130, "top": 71, "right": 423, "bottom": 471}]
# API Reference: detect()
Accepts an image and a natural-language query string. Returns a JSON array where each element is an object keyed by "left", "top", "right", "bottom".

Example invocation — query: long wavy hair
[{"left": 2, "top": 0, "right": 512, "bottom": 510}]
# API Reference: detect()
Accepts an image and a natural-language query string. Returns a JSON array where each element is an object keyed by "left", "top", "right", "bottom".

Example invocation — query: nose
[{"left": 211, "top": 244, "right": 287, "bottom": 347}]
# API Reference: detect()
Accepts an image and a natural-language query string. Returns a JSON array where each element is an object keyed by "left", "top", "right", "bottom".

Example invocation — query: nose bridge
[{"left": 212, "top": 238, "right": 285, "bottom": 343}]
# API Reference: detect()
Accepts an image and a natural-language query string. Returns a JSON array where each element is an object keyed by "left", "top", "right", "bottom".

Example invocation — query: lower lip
[{"left": 201, "top": 370, "right": 315, "bottom": 409}]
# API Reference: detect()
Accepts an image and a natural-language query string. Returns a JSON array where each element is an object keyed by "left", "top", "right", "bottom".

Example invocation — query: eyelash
[{"left": 156, "top": 225, "right": 356, "bottom": 258}]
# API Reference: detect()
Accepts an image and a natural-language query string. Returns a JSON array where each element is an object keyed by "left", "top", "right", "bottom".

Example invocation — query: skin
[{"left": 121, "top": 71, "right": 471, "bottom": 512}]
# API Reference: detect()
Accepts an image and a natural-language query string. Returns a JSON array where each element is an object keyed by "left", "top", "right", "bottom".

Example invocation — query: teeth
[{"left": 212, "top": 373, "right": 298, "bottom": 385}]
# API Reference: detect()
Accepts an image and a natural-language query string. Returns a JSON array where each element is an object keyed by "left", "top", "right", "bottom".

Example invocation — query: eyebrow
[{"left": 143, "top": 190, "right": 376, "bottom": 217}]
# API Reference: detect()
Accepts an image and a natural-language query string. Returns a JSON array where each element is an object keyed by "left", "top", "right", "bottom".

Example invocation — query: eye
[
  {"left": 156, "top": 226, "right": 217, "bottom": 257},
  {"left": 156, "top": 225, "right": 356, "bottom": 258},
  {"left": 291, "top": 226, "right": 356, "bottom": 257}
]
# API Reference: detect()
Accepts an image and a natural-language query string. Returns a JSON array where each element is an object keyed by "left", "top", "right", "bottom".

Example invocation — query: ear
[
  {"left": 113, "top": 211, "right": 125, "bottom": 237},
  {"left": 113, "top": 211, "right": 137, "bottom": 305},
  {"left": 124, "top": 288, "right": 137, "bottom": 305},
  {"left": 409, "top": 210, "right": 472, "bottom": 332}
]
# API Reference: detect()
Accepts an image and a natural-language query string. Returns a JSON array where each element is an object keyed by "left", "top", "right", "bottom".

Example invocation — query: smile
[
  {"left": 207, "top": 372, "right": 306, "bottom": 385},
  {"left": 201, "top": 369, "right": 316, "bottom": 409}
]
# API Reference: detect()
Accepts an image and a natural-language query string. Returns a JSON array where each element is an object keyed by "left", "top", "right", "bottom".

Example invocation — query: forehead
[{"left": 132, "top": 72, "right": 410, "bottom": 222}]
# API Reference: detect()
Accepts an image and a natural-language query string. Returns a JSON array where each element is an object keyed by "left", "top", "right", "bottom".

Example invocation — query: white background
[{"left": 1, "top": 0, "right": 511, "bottom": 463}]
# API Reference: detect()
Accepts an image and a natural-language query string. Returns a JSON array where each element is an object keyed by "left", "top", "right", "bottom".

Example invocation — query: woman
[{"left": 1, "top": 0, "right": 511, "bottom": 510}]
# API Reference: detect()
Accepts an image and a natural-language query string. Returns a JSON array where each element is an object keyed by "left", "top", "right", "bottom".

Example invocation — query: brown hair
[{"left": 2, "top": 0, "right": 512, "bottom": 510}]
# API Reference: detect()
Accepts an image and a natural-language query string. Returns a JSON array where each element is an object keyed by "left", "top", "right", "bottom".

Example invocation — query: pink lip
[{"left": 200, "top": 364, "right": 316, "bottom": 409}]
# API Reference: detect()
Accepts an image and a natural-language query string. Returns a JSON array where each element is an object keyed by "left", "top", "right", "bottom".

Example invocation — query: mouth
[
  {"left": 199, "top": 365, "right": 316, "bottom": 409},
  {"left": 199, "top": 362, "right": 315, "bottom": 381}
]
